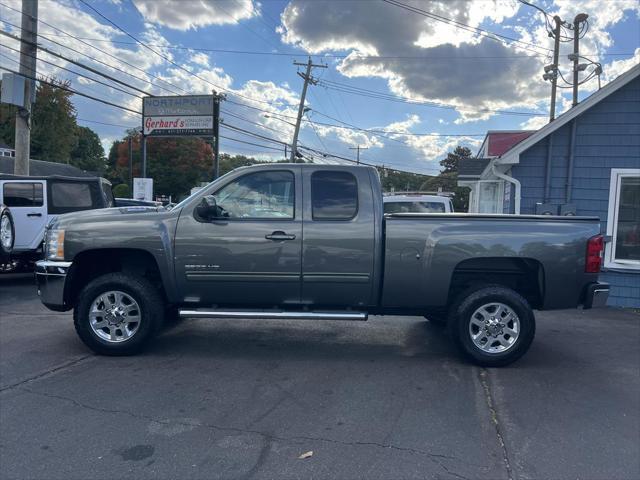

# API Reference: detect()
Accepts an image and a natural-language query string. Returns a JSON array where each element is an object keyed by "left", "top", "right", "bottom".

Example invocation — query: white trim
[
  {"left": 497, "top": 64, "right": 640, "bottom": 166},
  {"left": 491, "top": 163, "right": 521, "bottom": 214},
  {"left": 605, "top": 168, "right": 640, "bottom": 271}
]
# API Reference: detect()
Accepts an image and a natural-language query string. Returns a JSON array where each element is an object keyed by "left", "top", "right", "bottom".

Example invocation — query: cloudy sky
[{"left": 1, "top": 0, "right": 638, "bottom": 174}]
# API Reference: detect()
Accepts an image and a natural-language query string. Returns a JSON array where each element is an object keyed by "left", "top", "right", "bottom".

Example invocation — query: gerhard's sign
[{"left": 142, "top": 95, "right": 213, "bottom": 137}]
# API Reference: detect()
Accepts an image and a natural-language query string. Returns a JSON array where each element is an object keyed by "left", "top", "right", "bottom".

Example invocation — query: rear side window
[
  {"left": 311, "top": 171, "right": 358, "bottom": 220},
  {"left": 384, "top": 201, "right": 446, "bottom": 213},
  {"left": 2, "top": 182, "right": 43, "bottom": 207},
  {"left": 51, "top": 182, "right": 93, "bottom": 208}
]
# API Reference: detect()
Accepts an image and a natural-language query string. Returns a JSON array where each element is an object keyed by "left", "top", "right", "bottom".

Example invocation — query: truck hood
[{"left": 50, "top": 206, "right": 177, "bottom": 228}]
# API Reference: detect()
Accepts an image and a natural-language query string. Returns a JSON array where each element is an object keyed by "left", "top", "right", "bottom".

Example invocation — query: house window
[{"left": 605, "top": 169, "right": 640, "bottom": 270}]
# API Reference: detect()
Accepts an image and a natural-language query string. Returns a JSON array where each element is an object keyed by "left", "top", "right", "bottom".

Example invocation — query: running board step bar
[{"left": 178, "top": 310, "right": 368, "bottom": 321}]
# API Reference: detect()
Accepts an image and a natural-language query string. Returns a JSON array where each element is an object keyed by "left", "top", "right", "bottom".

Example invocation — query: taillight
[{"left": 585, "top": 234, "right": 604, "bottom": 273}]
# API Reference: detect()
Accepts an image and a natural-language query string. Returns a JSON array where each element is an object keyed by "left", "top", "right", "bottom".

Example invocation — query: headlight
[{"left": 45, "top": 228, "right": 65, "bottom": 260}]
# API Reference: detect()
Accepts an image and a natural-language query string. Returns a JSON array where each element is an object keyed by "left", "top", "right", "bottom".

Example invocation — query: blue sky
[{"left": 1, "top": 0, "right": 638, "bottom": 174}]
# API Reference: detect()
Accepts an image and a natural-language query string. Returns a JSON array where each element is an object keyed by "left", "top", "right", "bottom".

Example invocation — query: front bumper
[
  {"left": 583, "top": 281, "right": 610, "bottom": 309},
  {"left": 35, "top": 260, "right": 72, "bottom": 311}
]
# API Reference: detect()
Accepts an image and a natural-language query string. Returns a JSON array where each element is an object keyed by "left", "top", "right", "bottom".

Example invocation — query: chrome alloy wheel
[
  {"left": 89, "top": 291, "right": 141, "bottom": 343},
  {"left": 0, "top": 214, "right": 12, "bottom": 250},
  {"left": 468, "top": 302, "right": 520, "bottom": 354}
]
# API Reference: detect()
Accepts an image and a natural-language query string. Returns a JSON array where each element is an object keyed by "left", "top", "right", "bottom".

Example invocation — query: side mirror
[{"left": 196, "top": 195, "right": 219, "bottom": 220}]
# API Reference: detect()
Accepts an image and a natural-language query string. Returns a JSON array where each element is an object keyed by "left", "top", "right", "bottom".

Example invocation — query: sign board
[
  {"left": 142, "top": 95, "right": 213, "bottom": 137},
  {"left": 133, "top": 178, "right": 153, "bottom": 202}
]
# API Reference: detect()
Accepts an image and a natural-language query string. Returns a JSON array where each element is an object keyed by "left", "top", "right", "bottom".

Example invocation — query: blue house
[{"left": 459, "top": 64, "right": 639, "bottom": 308}]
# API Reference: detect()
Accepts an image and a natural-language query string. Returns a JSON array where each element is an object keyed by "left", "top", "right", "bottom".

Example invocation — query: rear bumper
[
  {"left": 35, "top": 260, "right": 72, "bottom": 311},
  {"left": 583, "top": 282, "right": 610, "bottom": 309}
]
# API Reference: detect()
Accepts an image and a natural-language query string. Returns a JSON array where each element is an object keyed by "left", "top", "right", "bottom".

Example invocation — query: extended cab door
[
  {"left": 174, "top": 168, "right": 303, "bottom": 306},
  {"left": 0, "top": 180, "right": 46, "bottom": 251},
  {"left": 301, "top": 167, "right": 377, "bottom": 308}
]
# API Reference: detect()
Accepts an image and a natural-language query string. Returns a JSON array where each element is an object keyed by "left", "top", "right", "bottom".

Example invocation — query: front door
[
  {"left": 0, "top": 180, "right": 47, "bottom": 251},
  {"left": 174, "top": 168, "right": 302, "bottom": 306}
]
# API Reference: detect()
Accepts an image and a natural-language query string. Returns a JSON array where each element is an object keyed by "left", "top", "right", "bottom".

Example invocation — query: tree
[
  {"left": 30, "top": 80, "right": 78, "bottom": 163},
  {"left": 71, "top": 126, "right": 105, "bottom": 173},
  {"left": 378, "top": 168, "right": 432, "bottom": 193},
  {"left": 112, "top": 183, "right": 130, "bottom": 198},
  {"left": 439, "top": 145, "right": 472, "bottom": 173},
  {"left": 418, "top": 145, "right": 473, "bottom": 212},
  {"left": 107, "top": 134, "right": 214, "bottom": 199}
]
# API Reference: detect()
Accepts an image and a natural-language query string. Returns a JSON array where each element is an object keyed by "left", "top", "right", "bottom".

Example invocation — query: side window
[
  {"left": 51, "top": 182, "right": 93, "bottom": 209},
  {"left": 2, "top": 182, "right": 43, "bottom": 207},
  {"left": 213, "top": 171, "right": 294, "bottom": 219},
  {"left": 311, "top": 171, "right": 358, "bottom": 220}
]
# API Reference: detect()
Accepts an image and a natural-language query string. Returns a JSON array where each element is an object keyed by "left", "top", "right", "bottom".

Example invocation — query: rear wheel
[
  {"left": 74, "top": 273, "right": 164, "bottom": 355},
  {"left": 448, "top": 285, "right": 535, "bottom": 367},
  {"left": 0, "top": 206, "right": 15, "bottom": 262}
]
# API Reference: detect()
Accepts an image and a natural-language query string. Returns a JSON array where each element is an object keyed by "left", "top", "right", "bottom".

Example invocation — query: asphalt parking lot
[{"left": 1, "top": 274, "right": 639, "bottom": 480}]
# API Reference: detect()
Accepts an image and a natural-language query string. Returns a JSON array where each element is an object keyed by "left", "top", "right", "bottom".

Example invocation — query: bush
[{"left": 112, "top": 183, "right": 130, "bottom": 198}]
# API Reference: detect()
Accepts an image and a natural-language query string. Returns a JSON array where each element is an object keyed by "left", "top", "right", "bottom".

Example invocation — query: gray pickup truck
[{"left": 35, "top": 164, "right": 609, "bottom": 366}]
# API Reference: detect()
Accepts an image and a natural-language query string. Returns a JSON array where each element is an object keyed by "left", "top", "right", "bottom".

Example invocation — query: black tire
[
  {"left": 74, "top": 273, "right": 164, "bottom": 355},
  {"left": 0, "top": 206, "right": 15, "bottom": 262},
  {"left": 448, "top": 285, "right": 535, "bottom": 367}
]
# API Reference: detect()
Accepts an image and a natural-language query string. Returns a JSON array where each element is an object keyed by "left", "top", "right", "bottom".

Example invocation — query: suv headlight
[{"left": 45, "top": 228, "right": 65, "bottom": 260}]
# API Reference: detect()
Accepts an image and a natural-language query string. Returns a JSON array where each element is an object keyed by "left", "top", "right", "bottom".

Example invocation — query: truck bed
[{"left": 381, "top": 213, "right": 601, "bottom": 311}]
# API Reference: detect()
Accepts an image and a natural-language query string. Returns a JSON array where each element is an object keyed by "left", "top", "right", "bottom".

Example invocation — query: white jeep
[{"left": 0, "top": 174, "right": 114, "bottom": 271}]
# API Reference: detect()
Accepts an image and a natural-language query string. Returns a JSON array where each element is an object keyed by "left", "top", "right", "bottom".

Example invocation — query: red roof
[{"left": 487, "top": 131, "right": 535, "bottom": 157}]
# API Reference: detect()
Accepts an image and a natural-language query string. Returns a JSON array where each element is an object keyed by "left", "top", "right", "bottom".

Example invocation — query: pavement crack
[
  {"left": 18, "top": 386, "right": 469, "bottom": 478},
  {"left": 479, "top": 368, "right": 514, "bottom": 480},
  {"left": 0, "top": 355, "right": 94, "bottom": 392}
]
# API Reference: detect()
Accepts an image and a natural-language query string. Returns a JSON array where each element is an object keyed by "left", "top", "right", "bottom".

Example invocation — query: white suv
[{"left": 0, "top": 174, "right": 113, "bottom": 269}]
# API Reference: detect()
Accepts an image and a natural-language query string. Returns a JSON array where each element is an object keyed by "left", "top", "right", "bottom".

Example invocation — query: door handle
[
  {"left": 27, "top": 213, "right": 42, "bottom": 217},
  {"left": 265, "top": 231, "right": 296, "bottom": 241}
]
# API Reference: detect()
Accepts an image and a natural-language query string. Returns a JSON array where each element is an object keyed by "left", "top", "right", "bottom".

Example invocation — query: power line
[
  {"left": 0, "top": 22, "right": 176, "bottom": 96},
  {"left": 226, "top": 99, "right": 487, "bottom": 137},
  {"left": 0, "top": 5, "right": 185, "bottom": 94},
  {"left": 0, "top": 29, "right": 154, "bottom": 97},
  {"left": 318, "top": 78, "right": 546, "bottom": 116},
  {"left": 0, "top": 63, "right": 445, "bottom": 177},
  {"left": 43, "top": 36, "right": 635, "bottom": 58},
  {"left": 381, "top": 0, "right": 552, "bottom": 56},
  {"left": 0, "top": 44, "right": 142, "bottom": 99},
  {"left": 0, "top": 66, "right": 142, "bottom": 114},
  {"left": 76, "top": 0, "right": 298, "bottom": 110}
]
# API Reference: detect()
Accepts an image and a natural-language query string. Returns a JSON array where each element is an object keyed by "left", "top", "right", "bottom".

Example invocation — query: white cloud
[
  {"left": 132, "top": 0, "right": 259, "bottom": 30},
  {"left": 278, "top": 0, "right": 639, "bottom": 123},
  {"left": 190, "top": 52, "right": 211, "bottom": 68}
]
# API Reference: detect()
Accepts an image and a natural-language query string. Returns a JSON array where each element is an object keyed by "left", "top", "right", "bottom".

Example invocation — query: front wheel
[
  {"left": 74, "top": 273, "right": 164, "bottom": 355},
  {"left": 448, "top": 286, "right": 535, "bottom": 367}
]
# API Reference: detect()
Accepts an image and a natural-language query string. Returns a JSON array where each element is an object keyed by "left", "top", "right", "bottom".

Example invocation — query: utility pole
[
  {"left": 549, "top": 16, "right": 561, "bottom": 121},
  {"left": 212, "top": 90, "right": 225, "bottom": 179},
  {"left": 349, "top": 145, "right": 368, "bottom": 164},
  {"left": 290, "top": 57, "right": 326, "bottom": 162},
  {"left": 141, "top": 135, "right": 147, "bottom": 177},
  {"left": 128, "top": 135, "right": 133, "bottom": 195},
  {"left": 572, "top": 13, "right": 588, "bottom": 107},
  {"left": 14, "top": 0, "right": 38, "bottom": 175}
]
